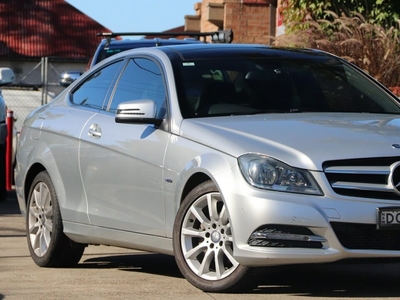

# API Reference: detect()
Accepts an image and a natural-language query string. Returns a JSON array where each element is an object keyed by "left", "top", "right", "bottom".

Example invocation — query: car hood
[{"left": 179, "top": 113, "right": 400, "bottom": 170}]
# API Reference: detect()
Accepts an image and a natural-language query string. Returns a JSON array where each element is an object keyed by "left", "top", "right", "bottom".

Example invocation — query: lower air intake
[{"left": 331, "top": 222, "right": 400, "bottom": 250}]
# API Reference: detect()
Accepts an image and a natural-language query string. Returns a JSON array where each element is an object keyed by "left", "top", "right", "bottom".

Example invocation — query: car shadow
[
  {"left": 80, "top": 253, "right": 183, "bottom": 279},
  {"left": 0, "top": 190, "right": 20, "bottom": 215},
  {"left": 80, "top": 252, "right": 400, "bottom": 297},
  {"left": 250, "top": 262, "right": 400, "bottom": 297}
]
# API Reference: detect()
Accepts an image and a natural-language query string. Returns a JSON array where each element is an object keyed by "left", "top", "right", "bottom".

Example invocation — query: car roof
[
  {"left": 92, "top": 43, "right": 340, "bottom": 72},
  {"left": 143, "top": 43, "right": 338, "bottom": 61}
]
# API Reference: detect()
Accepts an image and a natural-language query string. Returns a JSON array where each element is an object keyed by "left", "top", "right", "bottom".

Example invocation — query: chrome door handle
[{"left": 88, "top": 124, "right": 101, "bottom": 139}]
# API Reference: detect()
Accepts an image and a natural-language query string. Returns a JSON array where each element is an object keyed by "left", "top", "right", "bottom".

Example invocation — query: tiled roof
[{"left": 0, "top": 0, "right": 112, "bottom": 59}]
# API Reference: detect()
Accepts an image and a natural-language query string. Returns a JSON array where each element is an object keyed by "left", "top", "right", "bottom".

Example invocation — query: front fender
[{"left": 163, "top": 135, "right": 237, "bottom": 237}]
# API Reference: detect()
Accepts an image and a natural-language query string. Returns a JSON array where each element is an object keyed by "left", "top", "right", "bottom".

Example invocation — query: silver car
[{"left": 15, "top": 44, "right": 400, "bottom": 292}]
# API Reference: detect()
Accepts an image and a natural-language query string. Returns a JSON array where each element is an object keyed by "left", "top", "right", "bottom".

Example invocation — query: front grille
[
  {"left": 323, "top": 157, "right": 400, "bottom": 200},
  {"left": 331, "top": 222, "right": 400, "bottom": 250}
]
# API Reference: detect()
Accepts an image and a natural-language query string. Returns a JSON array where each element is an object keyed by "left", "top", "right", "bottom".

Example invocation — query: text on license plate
[{"left": 377, "top": 207, "right": 400, "bottom": 229}]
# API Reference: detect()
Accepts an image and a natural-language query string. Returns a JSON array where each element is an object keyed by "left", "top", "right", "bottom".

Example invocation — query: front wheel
[
  {"left": 26, "top": 171, "right": 85, "bottom": 267},
  {"left": 173, "top": 180, "right": 253, "bottom": 292}
]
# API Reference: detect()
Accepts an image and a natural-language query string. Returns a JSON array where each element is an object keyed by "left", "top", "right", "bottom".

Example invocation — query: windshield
[{"left": 176, "top": 57, "right": 400, "bottom": 118}]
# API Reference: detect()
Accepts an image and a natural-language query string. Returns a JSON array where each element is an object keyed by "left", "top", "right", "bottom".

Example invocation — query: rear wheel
[
  {"left": 26, "top": 171, "right": 85, "bottom": 267},
  {"left": 173, "top": 180, "right": 253, "bottom": 292}
]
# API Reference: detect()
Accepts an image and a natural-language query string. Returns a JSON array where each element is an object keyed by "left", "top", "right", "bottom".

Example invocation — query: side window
[
  {"left": 109, "top": 58, "right": 166, "bottom": 118},
  {"left": 71, "top": 61, "right": 122, "bottom": 109}
]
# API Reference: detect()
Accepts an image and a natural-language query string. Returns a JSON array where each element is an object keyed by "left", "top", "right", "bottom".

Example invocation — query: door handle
[{"left": 88, "top": 124, "right": 101, "bottom": 139}]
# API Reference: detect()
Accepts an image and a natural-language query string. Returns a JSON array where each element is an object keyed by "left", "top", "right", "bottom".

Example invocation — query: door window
[
  {"left": 71, "top": 61, "right": 123, "bottom": 109},
  {"left": 109, "top": 58, "right": 166, "bottom": 118}
]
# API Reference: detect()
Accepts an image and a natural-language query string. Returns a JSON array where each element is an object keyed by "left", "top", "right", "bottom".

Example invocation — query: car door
[
  {"left": 55, "top": 60, "right": 123, "bottom": 223},
  {"left": 79, "top": 57, "right": 169, "bottom": 236}
]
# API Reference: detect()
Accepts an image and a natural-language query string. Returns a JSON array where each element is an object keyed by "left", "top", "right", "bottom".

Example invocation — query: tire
[
  {"left": 26, "top": 171, "right": 85, "bottom": 267},
  {"left": 0, "top": 144, "right": 7, "bottom": 202},
  {"left": 173, "top": 180, "right": 253, "bottom": 292}
]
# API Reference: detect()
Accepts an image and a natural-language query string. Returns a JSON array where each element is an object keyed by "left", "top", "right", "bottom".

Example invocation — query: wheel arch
[
  {"left": 180, "top": 172, "right": 211, "bottom": 204},
  {"left": 23, "top": 162, "right": 46, "bottom": 206},
  {"left": 176, "top": 151, "right": 238, "bottom": 205}
]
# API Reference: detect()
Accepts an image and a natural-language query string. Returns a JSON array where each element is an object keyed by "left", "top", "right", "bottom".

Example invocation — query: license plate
[{"left": 377, "top": 207, "right": 400, "bottom": 229}]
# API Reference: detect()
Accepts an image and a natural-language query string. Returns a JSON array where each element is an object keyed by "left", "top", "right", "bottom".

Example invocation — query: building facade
[{"left": 184, "top": 0, "right": 279, "bottom": 44}]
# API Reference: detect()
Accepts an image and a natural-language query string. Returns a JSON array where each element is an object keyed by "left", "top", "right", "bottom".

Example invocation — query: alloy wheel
[
  {"left": 180, "top": 192, "right": 239, "bottom": 280},
  {"left": 27, "top": 181, "right": 53, "bottom": 257}
]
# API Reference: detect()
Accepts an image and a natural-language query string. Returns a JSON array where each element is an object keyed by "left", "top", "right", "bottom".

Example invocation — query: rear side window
[
  {"left": 109, "top": 58, "right": 166, "bottom": 118},
  {"left": 71, "top": 61, "right": 123, "bottom": 109}
]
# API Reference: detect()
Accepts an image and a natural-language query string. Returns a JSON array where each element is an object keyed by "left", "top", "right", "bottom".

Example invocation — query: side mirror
[
  {"left": 115, "top": 99, "right": 162, "bottom": 126},
  {"left": 59, "top": 71, "right": 83, "bottom": 87},
  {"left": 0, "top": 68, "right": 15, "bottom": 86}
]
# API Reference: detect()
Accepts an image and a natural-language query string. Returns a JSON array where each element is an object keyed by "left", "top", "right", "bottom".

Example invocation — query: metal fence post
[{"left": 41, "top": 57, "right": 49, "bottom": 105}]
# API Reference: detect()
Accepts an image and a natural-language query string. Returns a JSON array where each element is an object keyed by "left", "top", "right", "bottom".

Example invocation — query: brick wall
[{"left": 194, "top": 0, "right": 275, "bottom": 44}]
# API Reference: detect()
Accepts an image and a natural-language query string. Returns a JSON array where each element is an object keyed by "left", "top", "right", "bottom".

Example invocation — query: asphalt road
[{"left": 2, "top": 190, "right": 400, "bottom": 300}]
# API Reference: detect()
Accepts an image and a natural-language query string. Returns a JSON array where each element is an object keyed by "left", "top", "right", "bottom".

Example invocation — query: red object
[
  {"left": 6, "top": 110, "right": 13, "bottom": 191},
  {"left": 389, "top": 86, "right": 400, "bottom": 97}
]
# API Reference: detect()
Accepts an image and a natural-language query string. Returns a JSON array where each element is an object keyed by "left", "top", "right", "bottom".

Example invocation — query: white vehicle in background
[{"left": 0, "top": 67, "right": 15, "bottom": 201}]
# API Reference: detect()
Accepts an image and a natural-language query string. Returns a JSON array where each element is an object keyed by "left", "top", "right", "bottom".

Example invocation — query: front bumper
[{"left": 216, "top": 168, "right": 400, "bottom": 267}]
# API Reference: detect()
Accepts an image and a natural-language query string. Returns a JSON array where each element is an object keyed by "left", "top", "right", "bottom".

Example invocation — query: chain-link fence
[{"left": 1, "top": 57, "right": 86, "bottom": 130}]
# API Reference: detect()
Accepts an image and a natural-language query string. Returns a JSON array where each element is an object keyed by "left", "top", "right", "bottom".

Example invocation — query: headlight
[{"left": 238, "top": 154, "right": 323, "bottom": 195}]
